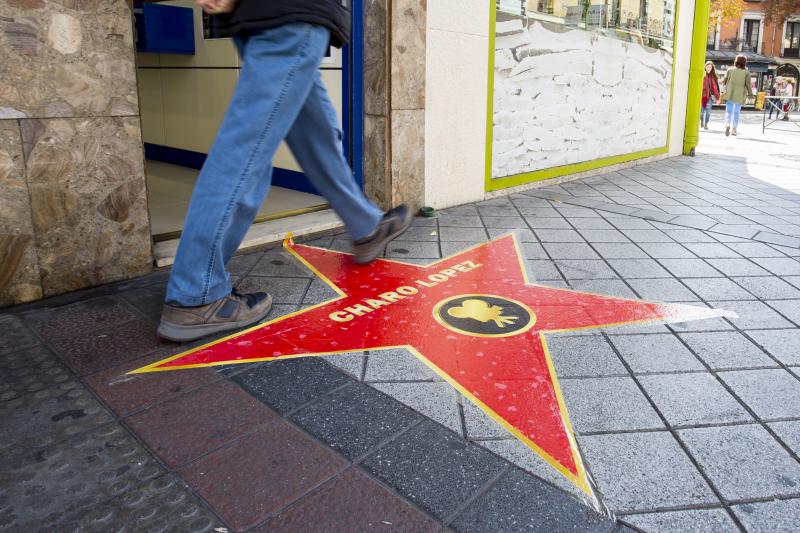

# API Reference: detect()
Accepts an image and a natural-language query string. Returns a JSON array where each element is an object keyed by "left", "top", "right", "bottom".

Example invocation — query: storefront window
[
  {"left": 785, "top": 21, "right": 800, "bottom": 58},
  {"left": 743, "top": 19, "right": 760, "bottom": 52}
]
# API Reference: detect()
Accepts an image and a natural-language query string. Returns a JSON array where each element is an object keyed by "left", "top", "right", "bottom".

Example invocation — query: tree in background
[{"left": 764, "top": 0, "right": 800, "bottom": 24}]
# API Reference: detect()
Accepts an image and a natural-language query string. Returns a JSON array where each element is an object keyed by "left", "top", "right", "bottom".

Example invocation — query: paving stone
[
  {"left": 767, "top": 299, "right": 800, "bottom": 326},
  {"left": 526, "top": 260, "right": 564, "bottom": 281},
  {"left": 555, "top": 260, "right": 618, "bottom": 280},
  {"left": 361, "top": 420, "right": 506, "bottom": 520},
  {"left": 517, "top": 242, "right": 547, "bottom": 261},
  {"left": 726, "top": 242, "right": 787, "bottom": 257},
  {"left": 481, "top": 216, "right": 529, "bottom": 229},
  {"left": 439, "top": 226, "right": 488, "bottom": 242},
  {"left": 625, "top": 278, "right": 698, "bottom": 302},
  {"left": 638, "top": 373, "right": 751, "bottom": 426},
  {"left": 623, "top": 508, "right": 738, "bottom": 533},
  {"left": 709, "top": 300, "right": 795, "bottom": 330},
  {"left": 61, "top": 474, "right": 222, "bottom": 533},
  {"left": 237, "top": 276, "right": 313, "bottom": 304},
  {"left": 546, "top": 335, "right": 627, "bottom": 377},
  {"left": 226, "top": 250, "right": 266, "bottom": 275},
  {"left": 20, "top": 297, "right": 139, "bottom": 342},
  {"left": 634, "top": 242, "right": 696, "bottom": 259},
  {"left": 535, "top": 229, "right": 586, "bottom": 243},
  {"left": 488, "top": 227, "right": 537, "bottom": 242},
  {"left": 557, "top": 207, "right": 603, "bottom": 218},
  {"left": 769, "top": 420, "right": 800, "bottom": 455},
  {"left": 749, "top": 257, "right": 800, "bottom": 276},
  {"left": 681, "top": 243, "right": 740, "bottom": 258},
  {"left": 127, "top": 379, "right": 276, "bottom": 468},
  {"left": 607, "top": 259, "right": 672, "bottom": 279},
  {"left": 569, "top": 218, "right": 615, "bottom": 230},
  {"left": 437, "top": 214, "right": 483, "bottom": 227},
  {"left": 732, "top": 277, "right": 800, "bottom": 300},
  {"left": 0, "top": 345, "right": 72, "bottom": 402},
  {"left": 364, "top": 347, "right": 439, "bottom": 382},
  {"left": 607, "top": 217, "right": 655, "bottom": 230},
  {"left": 372, "top": 381, "right": 462, "bottom": 434},
  {"left": 461, "top": 397, "right": 508, "bottom": 439},
  {"left": 302, "top": 278, "right": 340, "bottom": 305},
  {"left": 543, "top": 242, "right": 600, "bottom": 260},
  {"left": 577, "top": 229, "right": 630, "bottom": 243},
  {"left": 591, "top": 243, "right": 649, "bottom": 259},
  {"left": 232, "top": 357, "right": 351, "bottom": 414},
  {"left": 719, "top": 369, "right": 800, "bottom": 420},
  {"left": 255, "top": 467, "right": 443, "bottom": 533},
  {"left": 450, "top": 468, "right": 613, "bottom": 533},
  {"left": 440, "top": 240, "right": 485, "bottom": 257},
  {"left": 678, "top": 424, "right": 800, "bottom": 501},
  {"left": 0, "top": 422, "right": 163, "bottom": 531},
  {"left": 290, "top": 382, "right": 422, "bottom": 460},
  {"left": 579, "top": 431, "right": 716, "bottom": 512},
  {"left": 526, "top": 217, "right": 573, "bottom": 229},
  {"left": 249, "top": 249, "right": 315, "bottom": 277},
  {"left": 385, "top": 241, "right": 441, "bottom": 259},
  {"left": 747, "top": 330, "right": 800, "bottom": 366},
  {"left": 395, "top": 225, "right": 443, "bottom": 242},
  {"left": 662, "top": 229, "right": 717, "bottom": 243},
  {"left": 119, "top": 283, "right": 167, "bottom": 321},
  {"left": 679, "top": 331, "right": 777, "bottom": 369},
  {"left": 0, "top": 315, "right": 41, "bottom": 355},
  {"left": 755, "top": 232, "right": 800, "bottom": 248},
  {"left": 619, "top": 230, "right": 674, "bottom": 243},
  {"left": 567, "top": 279, "right": 637, "bottom": 298},
  {"left": 609, "top": 334, "right": 704, "bottom": 373},
  {"left": 0, "top": 380, "right": 114, "bottom": 455},
  {"left": 681, "top": 278, "right": 755, "bottom": 301},
  {"left": 560, "top": 377, "right": 663, "bottom": 433},
  {"left": 49, "top": 318, "right": 173, "bottom": 376},
  {"left": 704, "top": 258, "right": 771, "bottom": 277},
  {"left": 322, "top": 351, "right": 365, "bottom": 379},
  {"left": 732, "top": 498, "right": 800, "bottom": 533},
  {"left": 180, "top": 420, "right": 347, "bottom": 531}
]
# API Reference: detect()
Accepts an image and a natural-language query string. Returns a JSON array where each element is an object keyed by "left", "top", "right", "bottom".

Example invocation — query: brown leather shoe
[
  {"left": 352, "top": 204, "right": 412, "bottom": 265},
  {"left": 157, "top": 289, "right": 273, "bottom": 342}
]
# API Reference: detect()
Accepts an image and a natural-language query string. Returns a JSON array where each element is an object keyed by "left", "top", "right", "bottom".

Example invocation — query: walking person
[
  {"left": 722, "top": 55, "right": 753, "bottom": 137},
  {"left": 700, "top": 61, "right": 720, "bottom": 130},
  {"left": 157, "top": 0, "right": 412, "bottom": 342},
  {"left": 768, "top": 81, "right": 779, "bottom": 120},
  {"left": 781, "top": 79, "right": 794, "bottom": 121}
]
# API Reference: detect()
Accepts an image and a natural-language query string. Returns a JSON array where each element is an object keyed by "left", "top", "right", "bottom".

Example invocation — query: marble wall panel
[
  {"left": 0, "top": 0, "right": 138, "bottom": 119},
  {"left": 391, "top": 109, "right": 425, "bottom": 210},
  {"left": 0, "top": 120, "right": 43, "bottom": 305},
  {"left": 363, "top": 114, "right": 389, "bottom": 209},
  {"left": 21, "top": 117, "right": 152, "bottom": 296},
  {"left": 391, "top": 0, "right": 426, "bottom": 110},
  {"left": 364, "top": 0, "right": 388, "bottom": 117}
]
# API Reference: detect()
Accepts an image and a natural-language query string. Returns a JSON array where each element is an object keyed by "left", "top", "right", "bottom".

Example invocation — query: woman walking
[
  {"left": 701, "top": 61, "right": 720, "bottom": 130},
  {"left": 722, "top": 54, "right": 753, "bottom": 137}
]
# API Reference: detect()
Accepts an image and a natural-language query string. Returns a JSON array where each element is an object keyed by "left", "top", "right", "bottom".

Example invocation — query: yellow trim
[{"left": 484, "top": 2, "right": 681, "bottom": 192}]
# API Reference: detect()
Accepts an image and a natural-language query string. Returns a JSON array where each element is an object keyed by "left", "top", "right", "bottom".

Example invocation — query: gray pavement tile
[
  {"left": 755, "top": 232, "right": 800, "bottom": 248},
  {"left": 0, "top": 422, "right": 164, "bottom": 531},
  {"left": 609, "top": 334, "right": 705, "bottom": 373},
  {"left": 462, "top": 398, "right": 507, "bottom": 439},
  {"left": 526, "top": 216, "right": 573, "bottom": 229},
  {"left": 607, "top": 259, "right": 672, "bottom": 279},
  {"left": 678, "top": 424, "right": 800, "bottom": 501},
  {"left": 578, "top": 230, "right": 631, "bottom": 243},
  {"left": 591, "top": 243, "right": 649, "bottom": 259},
  {"left": 635, "top": 242, "right": 697, "bottom": 259},
  {"left": 535, "top": 229, "right": 586, "bottom": 243},
  {"left": 248, "top": 249, "right": 312, "bottom": 277},
  {"left": 441, "top": 240, "right": 485, "bottom": 257},
  {"left": 568, "top": 279, "right": 637, "bottom": 298},
  {"left": 555, "top": 260, "right": 618, "bottom": 280},
  {"left": 682, "top": 243, "right": 741, "bottom": 258},
  {"left": 302, "top": 278, "right": 339, "bottom": 304},
  {"left": 518, "top": 206, "right": 564, "bottom": 217},
  {"left": 623, "top": 509, "right": 738, "bottom": 533},
  {"left": 482, "top": 216, "right": 529, "bottom": 229},
  {"left": 560, "top": 377, "right": 664, "bottom": 433},
  {"left": 372, "top": 381, "right": 462, "bottom": 434},
  {"left": 478, "top": 197, "right": 514, "bottom": 207},
  {"left": 236, "top": 276, "right": 311, "bottom": 305},
  {"left": 0, "top": 315, "right": 41, "bottom": 355},
  {"left": 625, "top": 278, "right": 698, "bottom": 302},
  {"left": 0, "top": 345, "right": 72, "bottom": 403},
  {"left": 767, "top": 299, "right": 800, "bottom": 325},
  {"left": 668, "top": 215, "right": 717, "bottom": 230},
  {"left": 385, "top": 241, "right": 441, "bottom": 259},
  {"left": 20, "top": 296, "right": 139, "bottom": 343},
  {"left": 439, "top": 226, "right": 488, "bottom": 242},
  {"left": 579, "top": 431, "right": 717, "bottom": 512},
  {"left": 620, "top": 229, "right": 674, "bottom": 243},
  {"left": 364, "top": 348, "right": 439, "bottom": 382},
  {"left": 724, "top": 242, "right": 787, "bottom": 257},
  {"left": 787, "top": 276, "right": 800, "bottom": 289},
  {"left": 439, "top": 205, "right": 478, "bottom": 216},
  {"left": 394, "top": 225, "right": 441, "bottom": 242},
  {"left": 733, "top": 277, "right": 800, "bottom": 300},
  {"left": 659, "top": 259, "right": 722, "bottom": 278},
  {"left": 119, "top": 283, "right": 167, "bottom": 321},
  {"left": 488, "top": 227, "right": 537, "bottom": 242},
  {"left": 732, "top": 498, "right": 800, "bottom": 533},
  {"left": 769, "top": 421, "right": 800, "bottom": 455},
  {"left": 569, "top": 218, "right": 615, "bottom": 230},
  {"left": 411, "top": 216, "right": 438, "bottom": 227},
  {"left": 747, "top": 330, "right": 800, "bottom": 366},
  {"left": 543, "top": 242, "right": 601, "bottom": 260},
  {"left": 546, "top": 335, "right": 627, "bottom": 377},
  {"left": 232, "top": 358, "right": 351, "bottom": 414},
  {"left": 719, "top": 369, "right": 800, "bottom": 420},
  {"left": 750, "top": 257, "right": 800, "bottom": 276},
  {"left": 557, "top": 207, "right": 602, "bottom": 218},
  {"left": 709, "top": 300, "right": 795, "bottom": 330},
  {"left": 662, "top": 229, "right": 718, "bottom": 243},
  {"left": 289, "top": 382, "right": 422, "bottom": 460},
  {"left": 323, "top": 352, "right": 365, "bottom": 380},
  {"left": 478, "top": 205, "right": 517, "bottom": 217},
  {"left": 704, "top": 258, "right": 772, "bottom": 277},
  {"left": 638, "top": 373, "right": 752, "bottom": 426},
  {"left": 607, "top": 217, "right": 655, "bottom": 230},
  {"left": 510, "top": 197, "right": 550, "bottom": 208},
  {"left": 709, "top": 224, "right": 761, "bottom": 239},
  {"left": 438, "top": 214, "right": 484, "bottom": 227},
  {"left": 520, "top": 242, "right": 549, "bottom": 260},
  {"left": 682, "top": 278, "right": 755, "bottom": 301},
  {"left": 450, "top": 468, "right": 613, "bottom": 533},
  {"left": 679, "top": 331, "right": 777, "bottom": 370},
  {"left": 0, "top": 380, "right": 114, "bottom": 455},
  {"left": 361, "top": 420, "right": 506, "bottom": 520},
  {"left": 526, "top": 260, "right": 565, "bottom": 281}
]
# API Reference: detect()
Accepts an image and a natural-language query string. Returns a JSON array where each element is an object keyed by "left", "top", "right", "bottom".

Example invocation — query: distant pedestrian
[
  {"left": 722, "top": 55, "right": 753, "bottom": 137},
  {"left": 768, "top": 82, "right": 779, "bottom": 119},
  {"left": 700, "top": 61, "right": 720, "bottom": 130},
  {"left": 781, "top": 79, "right": 794, "bottom": 121}
]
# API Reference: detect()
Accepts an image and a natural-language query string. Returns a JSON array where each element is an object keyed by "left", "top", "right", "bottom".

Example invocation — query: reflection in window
[
  {"left": 786, "top": 21, "right": 800, "bottom": 58},
  {"left": 743, "top": 19, "right": 760, "bottom": 52}
]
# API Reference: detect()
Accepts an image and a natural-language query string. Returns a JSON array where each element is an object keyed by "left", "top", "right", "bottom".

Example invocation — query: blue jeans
[
  {"left": 166, "top": 23, "right": 383, "bottom": 306},
  {"left": 725, "top": 101, "right": 742, "bottom": 129},
  {"left": 700, "top": 99, "right": 713, "bottom": 125}
]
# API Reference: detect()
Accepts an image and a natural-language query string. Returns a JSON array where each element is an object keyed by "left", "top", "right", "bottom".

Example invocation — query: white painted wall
[{"left": 669, "top": 0, "right": 695, "bottom": 156}]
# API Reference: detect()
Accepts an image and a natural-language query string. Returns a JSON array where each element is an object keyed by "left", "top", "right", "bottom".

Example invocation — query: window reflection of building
[{"left": 785, "top": 21, "right": 800, "bottom": 58}]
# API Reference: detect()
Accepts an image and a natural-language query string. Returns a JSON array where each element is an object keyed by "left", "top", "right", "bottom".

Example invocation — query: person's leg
[
  {"left": 724, "top": 101, "right": 733, "bottom": 135},
  {"left": 165, "top": 23, "right": 331, "bottom": 307},
  {"left": 284, "top": 73, "right": 382, "bottom": 241},
  {"left": 700, "top": 103, "right": 707, "bottom": 127},
  {"left": 732, "top": 103, "right": 741, "bottom": 129}
]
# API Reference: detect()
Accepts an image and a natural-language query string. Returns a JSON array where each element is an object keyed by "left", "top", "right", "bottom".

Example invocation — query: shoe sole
[
  {"left": 157, "top": 295, "right": 273, "bottom": 342},
  {"left": 353, "top": 209, "right": 413, "bottom": 265}
]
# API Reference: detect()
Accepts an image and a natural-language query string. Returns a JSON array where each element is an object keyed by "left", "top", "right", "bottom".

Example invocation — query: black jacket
[{"left": 211, "top": 0, "right": 352, "bottom": 48}]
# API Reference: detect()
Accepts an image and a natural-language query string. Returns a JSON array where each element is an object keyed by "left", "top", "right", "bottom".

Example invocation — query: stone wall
[
  {"left": 0, "top": 0, "right": 152, "bottom": 306},
  {"left": 492, "top": 20, "right": 673, "bottom": 178}
]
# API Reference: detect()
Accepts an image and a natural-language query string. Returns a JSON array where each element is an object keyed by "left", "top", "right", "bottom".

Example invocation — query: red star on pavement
[{"left": 133, "top": 234, "right": 732, "bottom": 495}]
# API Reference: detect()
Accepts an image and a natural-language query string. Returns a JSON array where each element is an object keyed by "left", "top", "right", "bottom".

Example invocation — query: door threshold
[{"left": 153, "top": 209, "right": 343, "bottom": 268}]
